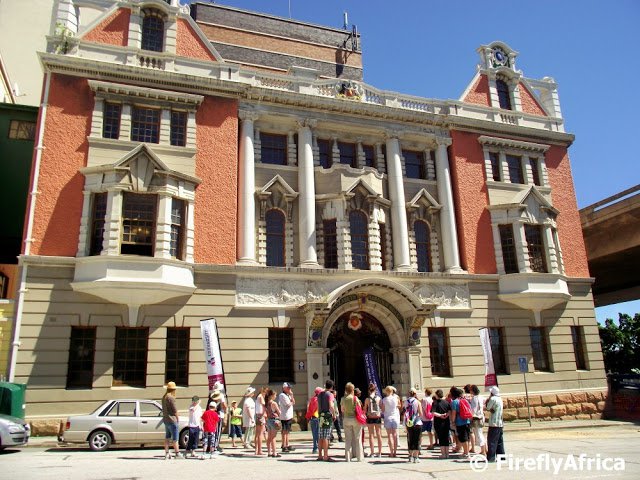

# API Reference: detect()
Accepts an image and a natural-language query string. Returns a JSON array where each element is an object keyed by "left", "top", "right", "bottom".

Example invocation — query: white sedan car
[
  {"left": 60, "top": 399, "right": 190, "bottom": 451},
  {"left": 0, "top": 413, "right": 30, "bottom": 450}
]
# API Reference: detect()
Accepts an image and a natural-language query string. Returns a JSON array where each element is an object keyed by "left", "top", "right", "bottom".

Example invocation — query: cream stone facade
[{"left": 4, "top": 1, "right": 606, "bottom": 432}]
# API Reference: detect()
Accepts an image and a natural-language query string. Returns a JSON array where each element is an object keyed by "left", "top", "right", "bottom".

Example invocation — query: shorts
[
  {"left": 456, "top": 423, "right": 471, "bottom": 443},
  {"left": 280, "top": 419, "right": 292, "bottom": 432},
  {"left": 318, "top": 413, "right": 333, "bottom": 439},
  {"left": 366, "top": 417, "right": 381, "bottom": 425},
  {"left": 266, "top": 418, "right": 279, "bottom": 432},
  {"left": 421, "top": 420, "right": 433, "bottom": 433},
  {"left": 229, "top": 424, "right": 242, "bottom": 438},
  {"left": 383, "top": 417, "right": 399, "bottom": 430},
  {"left": 164, "top": 421, "right": 179, "bottom": 442}
]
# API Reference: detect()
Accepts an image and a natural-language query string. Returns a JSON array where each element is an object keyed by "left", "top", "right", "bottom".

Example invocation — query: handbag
[
  {"left": 274, "top": 419, "right": 282, "bottom": 431},
  {"left": 355, "top": 400, "right": 367, "bottom": 425}
]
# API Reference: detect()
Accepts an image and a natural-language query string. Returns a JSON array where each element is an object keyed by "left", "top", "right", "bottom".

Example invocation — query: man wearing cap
[
  {"left": 485, "top": 386, "right": 505, "bottom": 462},
  {"left": 242, "top": 387, "right": 256, "bottom": 449},
  {"left": 278, "top": 382, "right": 296, "bottom": 452},
  {"left": 162, "top": 381, "right": 182, "bottom": 460}
]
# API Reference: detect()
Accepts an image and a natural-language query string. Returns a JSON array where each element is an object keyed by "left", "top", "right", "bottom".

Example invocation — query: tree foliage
[{"left": 598, "top": 313, "right": 640, "bottom": 373}]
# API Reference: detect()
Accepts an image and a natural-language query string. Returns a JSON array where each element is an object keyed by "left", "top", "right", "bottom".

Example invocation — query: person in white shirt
[
  {"left": 380, "top": 385, "right": 401, "bottom": 457},
  {"left": 185, "top": 395, "right": 203, "bottom": 457},
  {"left": 277, "top": 382, "right": 296, "bottom": 452},
  {"left": 242, "top": 387, "right": 256, "bottom": 449}
]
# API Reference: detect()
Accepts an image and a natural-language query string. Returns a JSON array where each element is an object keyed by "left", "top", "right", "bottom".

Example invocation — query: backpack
[
  {"left": 367, "top": 395, "right": 381, "bottom": 418},
  {"left": 404, "top": 398, "right": 418, "bottom": 427},
  {"left": 458, "top": 397, "right": 473, "bottom": 420}
]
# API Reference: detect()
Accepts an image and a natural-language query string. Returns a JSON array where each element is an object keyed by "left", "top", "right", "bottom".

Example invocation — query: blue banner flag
[{"left": 363, "top": 347, "right": 383, "bottom": 396}]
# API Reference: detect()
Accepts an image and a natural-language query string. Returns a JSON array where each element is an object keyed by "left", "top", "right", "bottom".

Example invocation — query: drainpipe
[{"left": 8, "top": 72, "right": 51, "bottom": 382}]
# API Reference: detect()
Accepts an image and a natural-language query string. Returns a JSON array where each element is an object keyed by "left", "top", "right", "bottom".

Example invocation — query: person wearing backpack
[
  {"left": 450, "top": 387, "right": 472, "bottom": 458},
  {"left": 403, "top": 388, "right": 424, "bottom": 463},
  {"left": 420, "top": 388, "right": 434, "bottom": 450},
  {"left": 363, "top": 382, "right": 382, "bottom": 458}
]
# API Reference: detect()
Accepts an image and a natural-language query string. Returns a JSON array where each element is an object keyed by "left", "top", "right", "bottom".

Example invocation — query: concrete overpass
[{"left": 580, "top": 184, "right": 640, "bottom": 307}]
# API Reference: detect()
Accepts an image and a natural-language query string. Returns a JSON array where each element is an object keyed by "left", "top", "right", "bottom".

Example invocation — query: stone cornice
[
  {"left": 478, "top": 135, "right": 550, "bottom": 153},
  {"left": 40, "top": 49, "right": 574, "bottom": 145}
]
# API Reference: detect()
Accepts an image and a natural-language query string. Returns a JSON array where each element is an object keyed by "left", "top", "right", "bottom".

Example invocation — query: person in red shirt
[{"left": 201, "top": 401, "right": 220, "bottom": 459}]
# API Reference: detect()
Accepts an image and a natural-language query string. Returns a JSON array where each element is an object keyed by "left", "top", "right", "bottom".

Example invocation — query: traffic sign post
[{"left": 518, "top": 356, "right": 532, "bottom": 427}]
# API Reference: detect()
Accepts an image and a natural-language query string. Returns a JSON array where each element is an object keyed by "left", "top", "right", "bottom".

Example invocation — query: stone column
[
  {"left": 155, "top": 193, "right": 173, "bottom": 259},
  {"left": 435, "top": 138, "right": 463, "bottom": 273},
  {"left": 385, "top": 134, "right": 411, "bottom": 271},
  {"left": 406, "top": 346, "right": 424, "bottom": 392},
  {"left": 237, "top": 111, "right": 259, "bottom": 265},
  {"left": 297, "top": 120, "right": 320, "bottom": 267}
]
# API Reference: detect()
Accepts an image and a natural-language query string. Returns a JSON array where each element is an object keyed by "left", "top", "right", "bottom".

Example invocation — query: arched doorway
[{"left": 327, "top": 311, "right": 392, "bottom": 399}]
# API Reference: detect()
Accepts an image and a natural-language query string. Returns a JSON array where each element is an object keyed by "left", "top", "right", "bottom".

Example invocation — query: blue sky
[{"left": 183, "top": 1, "right": 640, "bottom": 321}]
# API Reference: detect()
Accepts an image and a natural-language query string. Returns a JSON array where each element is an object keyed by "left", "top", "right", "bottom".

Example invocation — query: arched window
[
  {"left": 141, "top": 13, "right": 165, "bottom": 52},
  {"left": 350, "top": 210, "right": 369, "bottom": 270},
  {"left": 266, "top": 209, "right": 285, "bottom": 266},
  {"left": 415, "top": 220, "right": 432, "bottom": 272},
  {"left": 496, "top": 79, "right": 512, "bottom": 110}
]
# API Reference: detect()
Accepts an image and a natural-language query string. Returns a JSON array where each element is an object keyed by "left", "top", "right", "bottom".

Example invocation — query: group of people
[{"left": 160, "top": 379, "right": 505, "bottom": 463}]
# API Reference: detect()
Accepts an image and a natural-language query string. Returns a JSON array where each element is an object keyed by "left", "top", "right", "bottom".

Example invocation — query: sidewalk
[{"left": 24, "top": 418, "right": 632, "bottom": 449}]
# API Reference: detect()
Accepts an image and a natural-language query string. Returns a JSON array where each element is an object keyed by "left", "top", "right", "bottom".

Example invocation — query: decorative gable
[{"left": 81, "top": 7, "right": 130, "bottom": 47}]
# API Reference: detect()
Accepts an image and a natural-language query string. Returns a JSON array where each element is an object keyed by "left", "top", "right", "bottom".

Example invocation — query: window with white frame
[
  {"left": 479, "top": 136, "right": 548, "bottom": 187},
  {"left": 89, "top": 80, "right": 202, "bottom": 149},
  {"left": 141, "top": 9, "right": 165, "bottom": 52}
]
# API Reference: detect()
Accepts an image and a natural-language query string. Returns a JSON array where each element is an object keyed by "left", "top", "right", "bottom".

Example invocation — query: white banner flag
[
  {"left": 200, "top": 318, "right": 225, "bottom": 391},
  {"left": 479, "top": 327, "right": 498, "bottom": 390}
]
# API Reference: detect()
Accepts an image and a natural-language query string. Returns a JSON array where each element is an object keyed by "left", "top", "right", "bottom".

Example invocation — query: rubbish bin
[{"left": 0, "top": 382, "right": 27, "bottom": 418}]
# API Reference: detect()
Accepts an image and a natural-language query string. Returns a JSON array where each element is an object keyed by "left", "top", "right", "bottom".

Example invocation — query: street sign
[{"left": 518, "top": 356, "right": 529, "bottom": 373}]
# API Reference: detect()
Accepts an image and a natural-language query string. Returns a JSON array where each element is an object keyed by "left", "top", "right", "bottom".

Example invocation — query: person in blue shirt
[{"left": 449, "top": 387, "right": 471, "bottom": 458}]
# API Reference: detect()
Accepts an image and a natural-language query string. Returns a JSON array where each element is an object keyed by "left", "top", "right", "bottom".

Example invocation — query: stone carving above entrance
[
  {"left": 236, "top": 277, "right": 342, "bottom": 307},
  {"left": 411, "top": 283, "right": 471, "bottom": 309}
]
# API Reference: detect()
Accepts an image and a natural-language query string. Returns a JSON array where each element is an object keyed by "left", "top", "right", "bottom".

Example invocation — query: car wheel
[
  {"left": 179, "top": 428, "right": 189, "bottom": 449},
  {"left": 88, "top": 430, "right": 112, "bottom": 452}
]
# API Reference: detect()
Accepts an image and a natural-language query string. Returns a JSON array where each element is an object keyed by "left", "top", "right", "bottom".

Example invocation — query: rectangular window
[
  {"left": 268, "top": 328, "right": 293, "bottom": 383},
  {"left": 318, "top": 139, "right": 332, "bottom": 169},
  {"left": 488, "top": 327, "right": 508, "bottom": 375},
  {"left": 170, "top": 198, "right": 185, "bottom": 260},
  {"left": 102, "top": 103, "right": 121, "bottom": 139},
  {"left": 260, "top": 133, "right": 287, "bottom": 165},
  {"left": 66, "top": 326, "right": 96, "bottom": 389},
  {"left": 90, "top": 193, "right": 107, "bottom": 256},
  {"left": 113, "top": 327, "right": 149, "bottom": 386},
  {"left": 529, "top": 157, "right": 541, "bottom": 186},
  {"left": 8, "top": 120, "right": 36, "bottom": 140},
  {"left": 499, "top": 224, "right": 519, "bottom": 274},
  {"left": 529, "top": 327, "right": 551, "bottom": 372},
  {"left": 524, "top": 224, "right": 547, "bottom": 273},
  {"left": 170, "top": 110, "right": 187, "bottom": 146},
  {"left": 506, "top": 154, "right": 524, "bottom": 184},
  {"left": 489, "top": 152, "right": 501, "bottom": 181},
  {"left": 121, "top": 193, "right": 156, "bottom": 256},
  {"left": 404, "top": 150, "right": 425, "bottom": 179},
  {"left": 338, "top": 142, "right": 357, "bottom": 167},
  {"left": 323, "top": 219, "right": 338, "bottom": 269},
  {"left": 379, "top": 223, "right": 387, "bottom": 271},
  {"left": 131, "top": 106, "right": 160, "bottom": 143},
  {"left": 428, "top": 328, "right": 451, "bottom": 376},
  {"left": 363, "top": 144, "right": 375, "bottom": 168},
  {"left": 165, "top": 327, "right": 189, "bottom": 386},
  {"left": 571, "top": 326, "right": 588, "bottom": 370}
]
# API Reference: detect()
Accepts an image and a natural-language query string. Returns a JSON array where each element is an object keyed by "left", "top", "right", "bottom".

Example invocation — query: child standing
[
  {"left": 186, "top": 396, "right": 203, "bottom": 457},
  {"left": 229, "top": 400, "right": 243, "bottom": 447},
  {"left": 201, "top": 401, "right": 220, "bottom": 459}
]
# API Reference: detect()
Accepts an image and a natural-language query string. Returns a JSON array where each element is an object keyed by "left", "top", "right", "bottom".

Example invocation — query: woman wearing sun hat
[
  {"left": 381, "top": 385, "right": 400, "bottom": 457},
  {"left": 242, "top": 387, "right": 256, "bottom": 448},
  {"left": 162, "top": 381, "right": 182, "bottom": 460}
]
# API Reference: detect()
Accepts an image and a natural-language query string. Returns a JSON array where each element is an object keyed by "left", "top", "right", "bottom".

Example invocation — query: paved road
[{"left": 2, "top": 423, "right": 639, "bottom": 479}]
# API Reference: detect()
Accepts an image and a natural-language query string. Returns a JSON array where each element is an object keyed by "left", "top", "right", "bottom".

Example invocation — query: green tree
[{"left": 598, "top": 313, "right": 640, "bottom": 373}]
